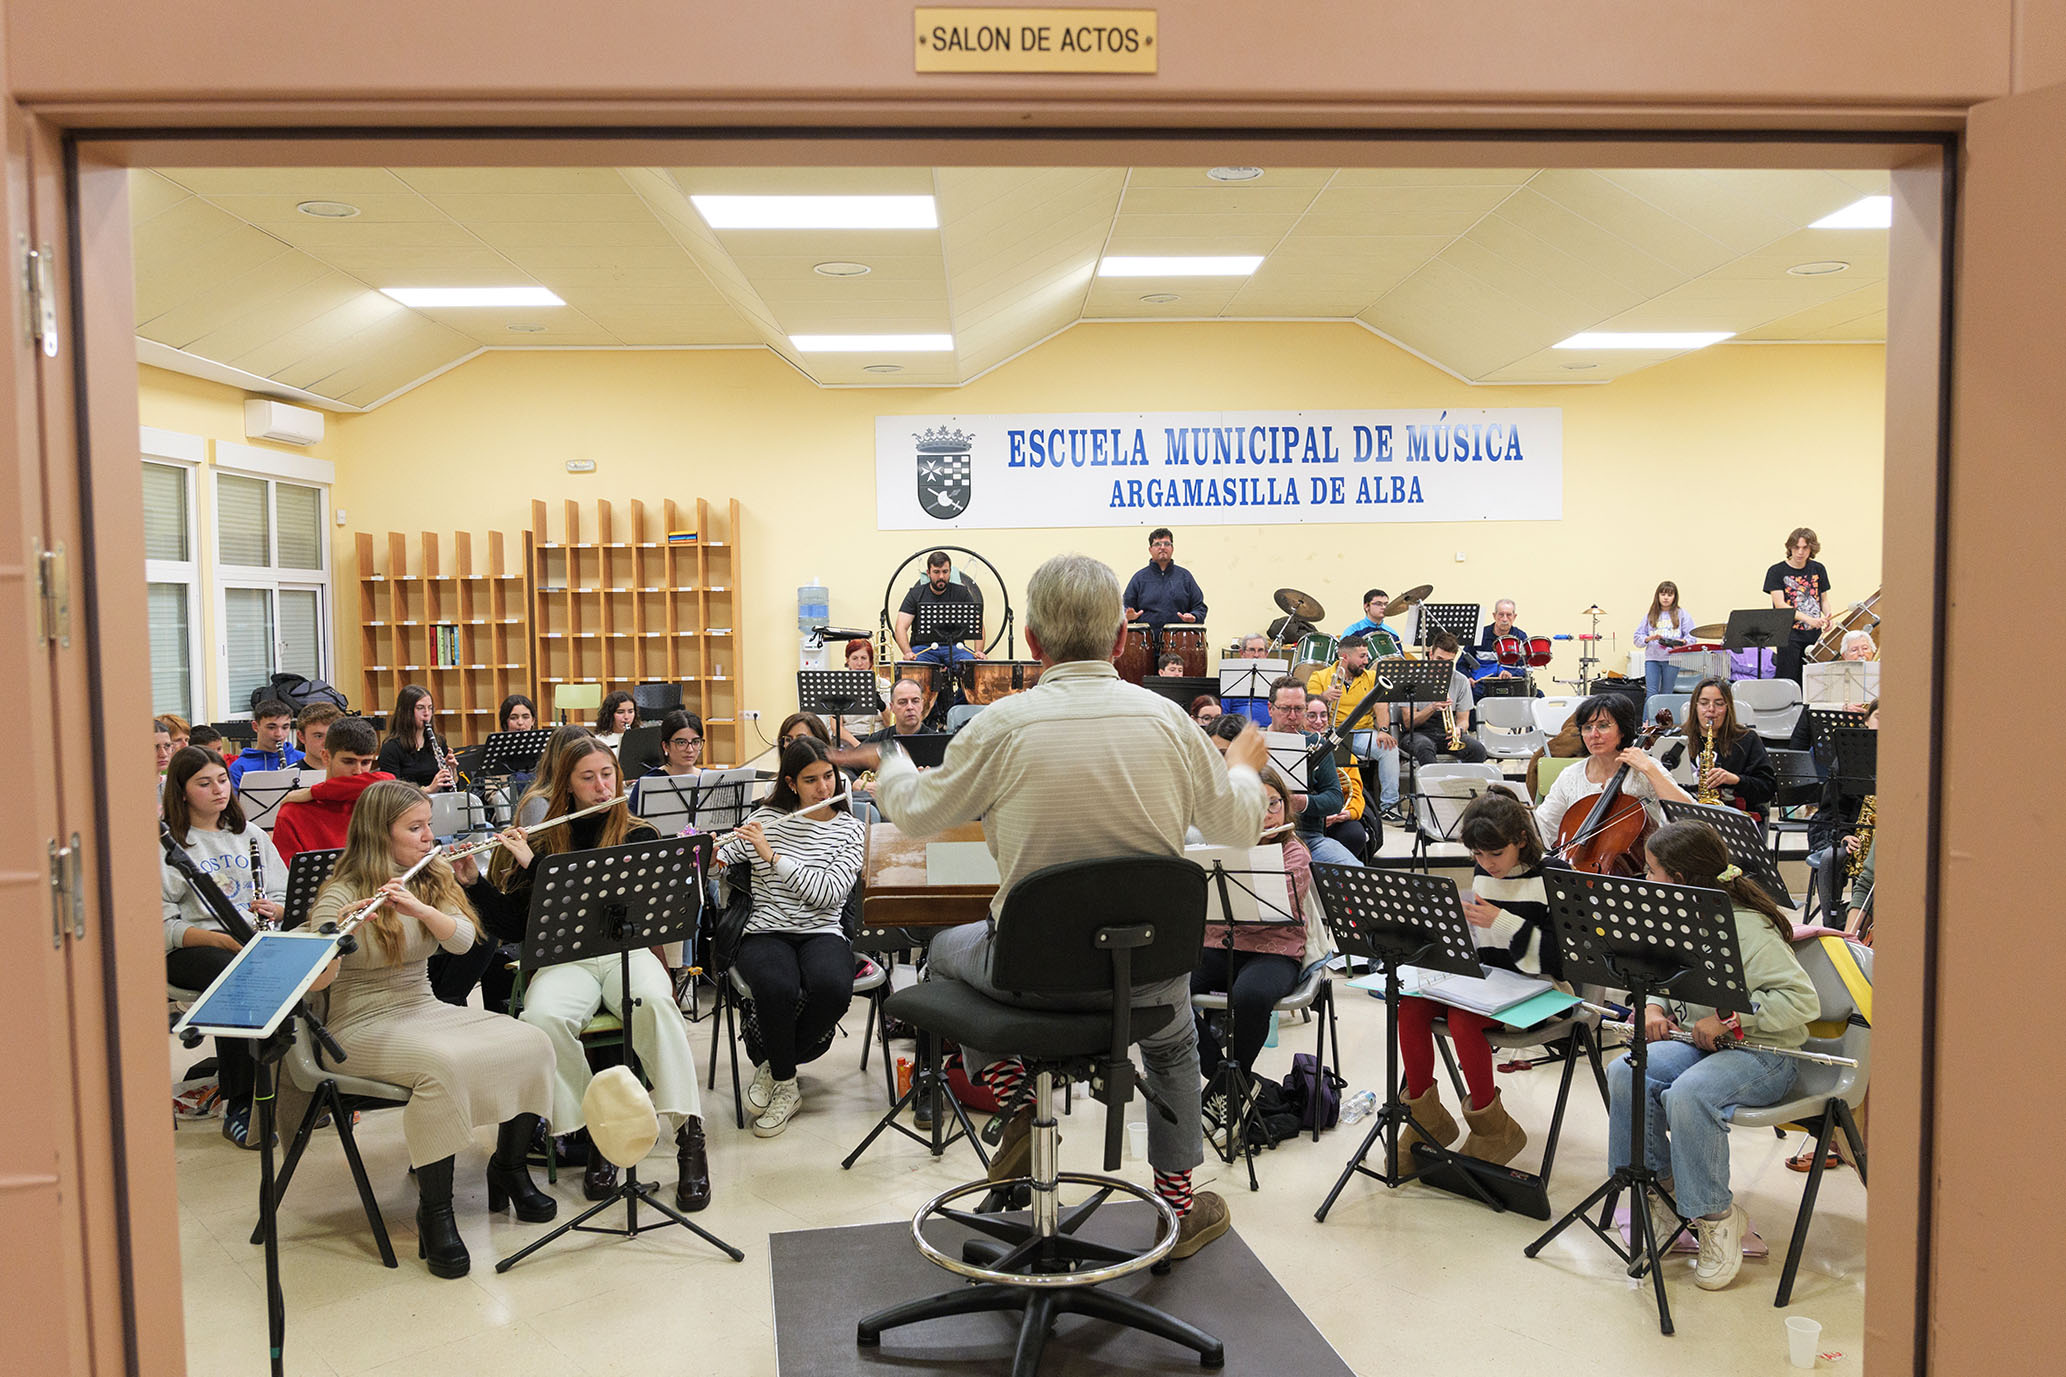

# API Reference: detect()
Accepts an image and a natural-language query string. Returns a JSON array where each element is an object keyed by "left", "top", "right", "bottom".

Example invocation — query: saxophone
[
  {"left": 1695, "top": 722, "right": 1721, "bottom": 805},
  {"left": 1847, "top": 794, "right": 1877, "bottom": 880}
]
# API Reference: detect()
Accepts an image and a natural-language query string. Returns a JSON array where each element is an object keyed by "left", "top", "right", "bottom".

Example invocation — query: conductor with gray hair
[{"left": 835, "top": 552, "right": 1269, "bottom": 1259}]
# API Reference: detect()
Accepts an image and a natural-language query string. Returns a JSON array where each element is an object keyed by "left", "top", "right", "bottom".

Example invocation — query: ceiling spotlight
[
  {"left": 506, "top": 323, "right": 548, "bottom": 333},
  {"left": 862, "top": 363, "right": 904, "bottom": 374},
  {"left": 1140, "top": 293, "right": 1181, "bottom": 304},
  {"left": 1207, "top": 166, "right": 1265, "bottom": 183},
  {"left": 296, "top": 200, "right": 361, "bottom": 219},
  {"left": 813, "top": 261, "right": 872, "bottom": 278},
  {"left": 1788, "top": 260, "right": 1851, "bottom": 277}
]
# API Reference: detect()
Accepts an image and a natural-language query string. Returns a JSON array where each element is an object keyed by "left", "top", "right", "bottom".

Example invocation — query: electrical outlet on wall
[
  {"left": 743, "top": 709, "right": 761, "bottom": 721},
  {"left": 1455, "top": 550, "right": 1466, "bottom": 561}
]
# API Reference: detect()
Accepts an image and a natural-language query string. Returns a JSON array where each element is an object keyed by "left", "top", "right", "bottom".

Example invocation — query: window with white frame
[
  {"left": 212, "top": 441, "right": 333, "bottom": 718},
  {"left": 141, "top": 428, "right": 204, "bottom": 722}
]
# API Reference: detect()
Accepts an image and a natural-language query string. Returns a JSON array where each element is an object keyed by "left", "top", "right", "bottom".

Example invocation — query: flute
[
  {"left": 328, "top": 845, "right": 448, "bottom": 937},
  {"left": 440, "top": 792, "right": 630, "bottom": 864},
  {"left": 1584, "top": 1002, "right": 1857, "bottom": 1067}
]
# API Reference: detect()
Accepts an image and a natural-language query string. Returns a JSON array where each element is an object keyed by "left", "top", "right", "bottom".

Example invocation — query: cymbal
[
  {"left": 1274, "top": 587, "right": 1326, "bottom": 621},
  {"left": 1691, "top": 622, "right": 1729, "bottom": 641},
  {"left": 1385, "top": 584, "right": 1433, "bottom": 617}
]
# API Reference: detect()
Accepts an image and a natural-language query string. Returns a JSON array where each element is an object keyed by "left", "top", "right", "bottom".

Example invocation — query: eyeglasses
[
  {"left": 1264, "top": 797, "right": 1287, "bottom": 813},
  {"left": 669, "top": 735, "right": 703, "bottom": 748},
  {"left": 1580, "top": 719, "right": 1618, "bottom": 735}
]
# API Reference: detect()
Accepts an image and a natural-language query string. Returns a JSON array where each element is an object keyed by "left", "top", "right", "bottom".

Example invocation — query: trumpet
[
  {"left": 1441, "top": 702, "right": 1464, "bottom": 752},
  {"left": 1584, "top": 1002, "right": 1857, "bottom": 1067},
  {"left": 1694, "top": 722, "right": 1721, "bottom": 805}
]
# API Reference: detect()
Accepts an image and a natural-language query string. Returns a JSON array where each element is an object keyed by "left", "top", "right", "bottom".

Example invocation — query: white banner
[{"left": 876, "top": 408, "right": 1562, "bottom": 530}]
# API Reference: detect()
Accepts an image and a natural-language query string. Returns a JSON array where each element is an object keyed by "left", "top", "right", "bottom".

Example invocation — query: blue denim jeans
[
  {"left": 1352, "top": 731, "right": 1402, "bottom": 807},
  {"left": 1607, "top": 1038, "right": 1797, "bottom": 1220},
  {"left": 1305, "top": 834, "right": 1363, "bottom": 868},
  {"left": 1645, "top": 659, "right": 1677, "bottom": 700}
]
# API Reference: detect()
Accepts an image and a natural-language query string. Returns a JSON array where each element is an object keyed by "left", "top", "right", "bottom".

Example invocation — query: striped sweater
[
  {"left": 715, "top": 806, "right": 867, "bottom": 937},
  {"left": 1471, "top": 863, "right": 1558, "bottom": 979}
]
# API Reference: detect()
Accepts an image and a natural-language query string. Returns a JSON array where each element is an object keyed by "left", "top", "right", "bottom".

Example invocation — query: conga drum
[
  {"left": 1162, "top": 625, "right": 1208, "bottom": 677},
  {"left": 1118, "top": 624, "right": 1153, "bottom": 683},
  {"left": 968, "top": 660, "right": 1043, "bottom": 704}
]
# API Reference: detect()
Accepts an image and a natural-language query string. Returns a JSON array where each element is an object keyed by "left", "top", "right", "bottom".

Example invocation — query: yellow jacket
[{"left": 1305, "top": 665, "right": 1383, "bottom": 731}]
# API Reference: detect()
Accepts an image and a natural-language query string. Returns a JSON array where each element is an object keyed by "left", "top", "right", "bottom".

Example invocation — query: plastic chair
[
  {"left": 1727, "top": 937, "right": 1871, "bottom": 1307},
  {"left": 1644, "top": 693, "right": 1690, "bottom": 727},
  {"left": 1476, "top": 697, "right": 1546, "bottom": 760},
  {"left": 1532, "top": 754, "right": 1585, "bottom": 802},
  {"left": 552, "top": 682, "right": 602, "bottom": 725},
  {"left": 944, "top": 703, "right": 985, "bottom": 731},
  {"left": 1732, "top": 678, "right": 1805, "bottom": 741},
  {"left": 1532, "top": 697, "right": 1581, "bottom": 735}
]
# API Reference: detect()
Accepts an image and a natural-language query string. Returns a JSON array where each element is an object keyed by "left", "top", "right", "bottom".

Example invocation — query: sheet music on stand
[
  {"left": 1264, "top": 730, "right": 1313, "bottom": 790},
  {"left": 280, "top": 848, "right": 342, "bottom": 931},
  {"left": 237, "top": 769, "right": 300, "bottom": 832},
  {"left": 1802, "top": 660, "right": 1878, "bottom": 704},
  {"left": 1184, "top": 843, "right": 1298, "bottom": 927},
  {"left": 635, "top": 767, "right": 757, "bottom": 833},
  {"left": 1219, "top": 659, "right": 1287, "bottom": 698}
]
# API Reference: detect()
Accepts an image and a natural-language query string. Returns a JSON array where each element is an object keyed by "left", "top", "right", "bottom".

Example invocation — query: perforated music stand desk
[
  {"left": 480, "top": 728, "right": 554, "bottom": 776},
  {"left": 280, "top": 849, "right": 342, "bottom": 931},
  {"left": 1660, "top": 801, "right": 1794, "bottom": 913},
  {"left": 1826, "top": 726, "right": 1877, "bottom": 798},
  {"left": 798, "top": 669, "right": 883, "bottom": 722},
  {"left": 1722, "top": 608, "right": 1798, "bottom": 678},
  {"left": 1310, "top": 865, "right": 1498, "bottom": 1220},
  {"left": 497, "top": 834, "right": 744, "bottom": 1273},
  {"left": 1417, "top": 602, "right": 1481, "bottom": 648},
  {"left": 1524, "top": 871, "right": 1748, "bottom": 1336},
  {"left": 911, "top": 596, "right": 982, "bottom": 650}
]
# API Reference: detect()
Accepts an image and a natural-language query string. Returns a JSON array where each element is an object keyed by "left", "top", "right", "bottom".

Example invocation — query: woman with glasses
[
  {"left": 1532, "top": 692, "right": 1691, "bottom": 849},
  {"left": 628, "top": 709, "right": 706, "bottom": 814}
]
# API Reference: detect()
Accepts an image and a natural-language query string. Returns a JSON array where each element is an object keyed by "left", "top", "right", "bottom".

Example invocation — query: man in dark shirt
[
  {"left": 1474, "top": 599, "right": 1531, "bottom": 677},
  {"left": 1764, "top": 526, "right": 1833, "bottom": 685},
  {"left": 1123, "top": 527, "right": 1207, "bottom": 629},
  {"left": 894, "top": 551, "right": 985, "bottom": 723}
]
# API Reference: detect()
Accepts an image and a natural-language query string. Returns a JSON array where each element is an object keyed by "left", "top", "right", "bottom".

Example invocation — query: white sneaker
[
  {"left": 746, "top": 1062, "right": 775, "bottom": 1113},
  {"left": 1642, "top": 1191, "right": 1686, "bottom": 1267},
  {"left": 1693, "top": 1205, "right": 1747, "bottom": 1290},
  {"left": 753, "top": 1079, "right": 802, "bottom": 1138}
]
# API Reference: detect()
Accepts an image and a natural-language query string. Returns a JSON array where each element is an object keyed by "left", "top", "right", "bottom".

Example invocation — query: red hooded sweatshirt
[{"left": 271, "top": 771, "right": 393, "bottom": 864}]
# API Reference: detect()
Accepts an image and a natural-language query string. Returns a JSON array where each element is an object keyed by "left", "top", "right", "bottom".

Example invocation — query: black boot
[
  {"left": 414, "top": 1156, "right": 470, "bottom": 1279},
  {"left": 583, "top": 1136, "right": 619, "bottom": 1201},
  {"left": 487, "top": 1114, "right": 558, "bottom": 1223},
  {"left": 675, "top": 1116, "right": 712, "bottom": 1213}
]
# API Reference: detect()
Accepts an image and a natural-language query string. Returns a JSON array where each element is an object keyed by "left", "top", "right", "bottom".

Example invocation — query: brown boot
[
  {"left": 1459, "top": 1089, "right": 1527, "bottom": 1166},
  {"left": 1391, "top": 1084, "right": 1458, "bottom": 1175},
  {"left": 986, "top": 1104, "right": 1036, "bottom": 1184}
]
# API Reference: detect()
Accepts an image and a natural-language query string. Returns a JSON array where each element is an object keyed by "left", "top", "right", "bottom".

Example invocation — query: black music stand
[
  {"left": 798, "top": 669, "right": 883, "bottom": 731},
  {"left": 1140, "top": 674, "right": 1220, "bottom": 709},
  {"left": 1310, "top": 865, "right": 1501, "bottom": 1220},
  {"left": 1825, "top": 724, "right": 1878, "bottom": 794},
  {"left": 1722, "top": 608, "right": 1797, "bottom": 680},
  {"left": 1802, "top": 707, "right": 1867, "bottom": 773},
  {"left": 618, "top": 724, "right": 665, "bottom": 777},
  {"left": 1524, "top": 870, "right": 1747, "bottom": 1336},
  {"left": 280, "top": 849, "right": 342, "bottom": 931},
  {"left": 1192, "top": 851, "right": 1306, "bottom": 1192},
  {"left": 496, "top": 835, "right": 745, "bottom": 1272},
  {"left": 1373, "top": 656, "right": 1459, "bottom": 828},
  {"left": 911, "top": 597, "right": 981, "bottom": 654},
  {"left": 1417, "top": 602, "right": 1481, "bottom": 648},
  {"left": 481, "top": 727, "right": 555, "bottom": 776},
  {"left": 1660, "top": 801, "right": 1796, "bottom": 913}
]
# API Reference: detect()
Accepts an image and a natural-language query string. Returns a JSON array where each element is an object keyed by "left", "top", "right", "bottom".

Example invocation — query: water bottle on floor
[{"left": 1340, "top": 1089, "right": 1378, "bottom": 1125}]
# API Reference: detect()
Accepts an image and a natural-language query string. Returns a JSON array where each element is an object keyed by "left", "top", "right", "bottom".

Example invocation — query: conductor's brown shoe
[{"left": 1169, "top": 1191, "right": 1230, "bottom": 1260}]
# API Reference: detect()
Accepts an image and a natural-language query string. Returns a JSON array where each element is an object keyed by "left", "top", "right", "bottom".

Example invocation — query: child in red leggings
[{"left": 1394, "top": 790, "right": 1553, "bottom": 1170}]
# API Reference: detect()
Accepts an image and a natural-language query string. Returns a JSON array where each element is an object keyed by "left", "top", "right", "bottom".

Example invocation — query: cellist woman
[{"left": 1534, "top": 693, "right": 1694, "bottom": 874}]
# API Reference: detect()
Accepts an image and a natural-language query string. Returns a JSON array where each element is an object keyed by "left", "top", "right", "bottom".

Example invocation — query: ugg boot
[
  {"left": 1459, "top": 1089, "right": 1528, "bottom": 1166},
  {"left": 1392, "top": 1084, "right": 1458, "bottom": 1175},
  {"left": 414, "top": 1156, "right": 470, "bottom": 1279}
]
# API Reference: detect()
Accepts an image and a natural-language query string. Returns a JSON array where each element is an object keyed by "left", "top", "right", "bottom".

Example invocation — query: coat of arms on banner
[{"left": 914, "top": 427, "right": 973, "bottom": 520}]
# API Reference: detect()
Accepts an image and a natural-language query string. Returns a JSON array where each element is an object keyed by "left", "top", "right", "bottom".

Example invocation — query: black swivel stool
[{"left": 856, "top": 856, "right": 1224, "bottom": 1375}]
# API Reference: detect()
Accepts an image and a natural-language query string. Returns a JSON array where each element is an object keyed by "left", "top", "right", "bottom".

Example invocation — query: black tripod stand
[
  {"left": 1310, "top": 865, "right": 1502, "bottom": 1220},
  {"left": 496, "top": 834, "right": 745, "bottom": 1272},
  {"left": 1523, "top": 869, "right": 1747, "bottom": 1336},
  {"left": 1195, "top": 854, "right": 1305, "bottom": 1192},
  {"left": 1371, "top": 654, "right": 1460, "bottom": 844}
]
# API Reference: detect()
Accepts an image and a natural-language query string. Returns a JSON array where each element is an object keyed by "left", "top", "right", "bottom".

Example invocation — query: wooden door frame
[{"left": 50, "top": 123, "right": 1951, "bottom": 1377}]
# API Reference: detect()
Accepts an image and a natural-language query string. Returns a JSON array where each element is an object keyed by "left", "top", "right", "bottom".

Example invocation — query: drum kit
[{"left": 1266, "top": 584, "right": 1438, "bottom": 681}]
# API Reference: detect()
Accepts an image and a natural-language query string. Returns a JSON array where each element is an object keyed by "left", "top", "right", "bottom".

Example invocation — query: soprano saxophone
[
  {"left": 1848, "top": 793, "right": 1877, "bottom": 880},
  {"left": 1695, "top": 722, "right": 1722, "bottom": 805}
]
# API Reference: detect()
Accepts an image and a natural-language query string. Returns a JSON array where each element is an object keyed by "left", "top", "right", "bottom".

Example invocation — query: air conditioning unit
[{"left": 244, "top": 398, "right": 325, "bottom": 447}]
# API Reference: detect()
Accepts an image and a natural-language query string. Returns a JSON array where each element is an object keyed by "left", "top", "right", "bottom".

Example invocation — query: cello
[{"left": 1549, "top": 711, "right": 1674, "bottom": 877}]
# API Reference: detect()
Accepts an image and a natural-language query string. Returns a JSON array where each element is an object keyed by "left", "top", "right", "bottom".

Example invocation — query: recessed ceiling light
[
  {"left": 789, "top": 333, "right": 954, "bottom": 353},
  {"left": 691, "top": 195, "right": 938, "bottom": 230},
  {"left": 506, "top": 323, "right": 548, "bottom": 333},
  {"left": 296, "top": 200, "right": 361, "bottom": 219},
  {"left": 1139, "top": 293, "right": 1181, "bottom": 304},
  {"left": 1553, "top": 331, "right": 1734, "bottom": 350},
  {"left": 862, "top": 364, "right": 904, "bottom": 374},
  {"left": 1788, "top": 260, "right": 1851, "bottom": 277},
  {"left": 813, "top": 261, "right": 873, "bottom": 277},
  {"left": 1810, "top": 195, "right": 1891, "bottom": 230},
  {"left": 1098, "top": 256, "right": 1265, "bottom": 278},
  {"left": 382, "top": 286, "right": 564, "bottom": 308},
  {"left": 1207, "top": 166, "right": 1265, "bottom": 183}
]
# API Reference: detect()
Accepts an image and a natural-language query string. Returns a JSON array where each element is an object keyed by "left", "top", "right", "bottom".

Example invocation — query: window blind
[
  {"left": 147, "top": 582, "right": 191, "bottom": 717},
  {"left": 278, "top": 588, "right": 321, "bottom": 679},
  {"left": 223, "top": 586, "right": 274, "bottom": 711},
  {"left": 142, "top": 463, "right": 188, "bottom": 563},
  {"left": 276, "top": 483, "right": 323, "bottom": 572},
  {"left": 216, "top": 474, "right": 271, "bottom": 568}
]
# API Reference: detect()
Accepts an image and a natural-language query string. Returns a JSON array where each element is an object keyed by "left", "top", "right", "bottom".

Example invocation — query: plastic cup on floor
[
  {"left": 1786, "top": 1316, "right": 1821, "bottom": 1369},
  {"left": 1127, "top": 1120, "right": 1147, "bottom": 1161}
]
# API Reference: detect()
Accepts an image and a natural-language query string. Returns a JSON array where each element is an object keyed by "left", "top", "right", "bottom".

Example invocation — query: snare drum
[
  {"left": 1294, "top": 632, "right": 1338, "bottom": 668},
  {"left": 968, "top": 660, "right": 1043, "bottom": 704},
  {"left": 1118, "top": 624, "right": 1154, "bottom": 684},
  {"left": 1161, "top": 625, "right": 1209, "bottom": 677}
]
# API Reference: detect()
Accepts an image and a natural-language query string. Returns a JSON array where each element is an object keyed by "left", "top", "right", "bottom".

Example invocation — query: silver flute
[{"left": 1584, "top": 1002, "right": 1857, "bottom": 1067}]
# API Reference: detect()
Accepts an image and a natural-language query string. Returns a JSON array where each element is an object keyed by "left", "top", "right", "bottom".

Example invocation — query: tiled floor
[{"left": 172, "top": 981, "right": 1865, "bottom": 1376}]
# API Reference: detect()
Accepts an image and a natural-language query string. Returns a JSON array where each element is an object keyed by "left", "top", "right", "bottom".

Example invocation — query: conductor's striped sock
[
  {"left": 977, "top": 1057, "right": 1027, "bottom": 1105},
  {"left": 1154, "top": 1169, "right": 1194, "bottom": 1218}
]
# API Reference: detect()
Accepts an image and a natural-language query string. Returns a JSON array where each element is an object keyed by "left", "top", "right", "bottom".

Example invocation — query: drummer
[
  {"left": 1474, "top": 599, "right": 1533, "bottom": 677},
  {"left": 1338, "top": 588, "right": 1401, "bottom": 656},
  {"left": 894, "top": 551, "right": 987, "bottom": 725},
  {"left": 1236, "top": 633, "right": 1270, "bottom": 659},
  {"left": 1122, "top": 527, "right": 1207, "bottom": 633}
]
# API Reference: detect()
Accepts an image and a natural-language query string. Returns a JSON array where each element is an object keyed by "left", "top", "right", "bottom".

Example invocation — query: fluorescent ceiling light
[
  {"left": 1098, "top": 255, "right": 1265, "bottom": 277},
  {"left": 789, "top": 334, "right": 954, "bottom": 352},
  {"left": 382, "top": 286, "right": 563, "bottom": 308},
  {"left": 1810, "top": 195, "right": 1892, "bottom": 230},
  {"left": 692, "top": 195, "right": 938, "bottom": 229},
  {"left": 1554, "top": 331, "right": 1735, "bottom": 350}
]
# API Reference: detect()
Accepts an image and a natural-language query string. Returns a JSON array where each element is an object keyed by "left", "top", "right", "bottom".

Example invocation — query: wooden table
[{"left": 862, "top": 820, "right": 994, "bottom": 929}]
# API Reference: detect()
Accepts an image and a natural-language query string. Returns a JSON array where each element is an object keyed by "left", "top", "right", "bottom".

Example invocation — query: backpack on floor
[{"left": 1281, "top": 1052, "right": 1345, "bottom": 1133}]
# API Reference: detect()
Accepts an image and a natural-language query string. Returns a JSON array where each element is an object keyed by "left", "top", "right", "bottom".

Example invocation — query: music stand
[
  {"left": 1417, "top": 602, "right": 1481, "bottom": 648},
  {"left": 1826, "top": 726, "right": 1878, "bottom": 797},
  {"left": 1188, "top": 847, "right": 1302, "bottom": 1191},
  {"left": 1804, "top": 707, "right": 1868, "bottom": 771},
  {"left": 1219, "top": 660, "right": 1283, "bottom": 700},
  {"left": 1722, "top": 608, "right": 1797, "bottom": 680},
  {"left": 1264, "top": 731, "right": 1313, "bottom": 791},
  {"left": 280, "top": 848, "right": 342, "bottom": 930},
  {"left": 1660, "top": 801, "right": 1795, "bottom": 913},
  {"left": 618, "top": 724, "right": 665, "bottom": 777},
  {"left": 1310, "top": 865, "right": 1501, "bottom": 1220},
  {"left": 798, "top": 669, "right": 883, "bottom": 728},
  {"left": 1373, "top": 656, "right": 1459, "bottom": 828},
  {"left": 481, "top": 727, "right": 554, "bottom": 776},
  {"left": 1523, "top": 870, "right": 1748, "bottom": 1336},
  {"left": 911, "top": 596, "right": 981, "bottom": 652},
  {"left": 496, "top": 834, "right": 744, "bottom": 1272},
  {"left": 237, "top": 769, "right": 300, "bottom": 832},
  {"left": 1140, "top": 674, "right": 1219, "bottom": 709}
]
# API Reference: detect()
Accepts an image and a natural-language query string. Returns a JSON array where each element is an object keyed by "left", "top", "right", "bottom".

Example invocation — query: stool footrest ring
[{"left": 910, "top": 1172, "right": 1177, "bottom": 1287}]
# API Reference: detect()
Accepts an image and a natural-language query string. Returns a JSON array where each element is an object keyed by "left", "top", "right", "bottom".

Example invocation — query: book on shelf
[{"left": 667, "top": 529, "right": 698, "bottom": 544}]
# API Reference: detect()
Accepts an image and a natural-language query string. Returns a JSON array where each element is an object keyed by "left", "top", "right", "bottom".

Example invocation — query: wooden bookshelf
[
  {"left": 530, "top": 497, "right": 745, "bottom": 766},
  {"left": 354, "top": 529, "right": 534, "bottom": 745}
]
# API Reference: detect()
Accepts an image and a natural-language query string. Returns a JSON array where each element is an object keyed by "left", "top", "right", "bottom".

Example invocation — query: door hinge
[
  {"left": 36, "top": 543, "right": 68, "bottom": 649},
  {"left": 22, "top": 239, "right": 58, "bottom": 358},
  {"left": 49, "top": 835, "right": 84, "bottom": 947}
]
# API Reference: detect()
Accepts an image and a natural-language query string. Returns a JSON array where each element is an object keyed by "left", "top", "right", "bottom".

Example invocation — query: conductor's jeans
[
  {"left": 1607, "top": 1040, "right": 1796, "bottom": 1221},
  {"left": 927, "top": 920, "right": 1205, "bottom": 1175},
  {"left": 168, "top": 946, "right": 255, "bottom": 1105}
]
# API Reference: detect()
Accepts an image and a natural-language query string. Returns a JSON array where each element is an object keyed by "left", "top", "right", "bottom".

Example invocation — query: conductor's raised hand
[{"left": 1223, "top": 720, "right": 1269, "bottom": 776}]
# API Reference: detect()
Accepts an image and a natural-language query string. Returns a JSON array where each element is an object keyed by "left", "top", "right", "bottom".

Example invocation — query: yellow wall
[{"left": 139, "top": 324, "right": 1885, "bottom": 743}]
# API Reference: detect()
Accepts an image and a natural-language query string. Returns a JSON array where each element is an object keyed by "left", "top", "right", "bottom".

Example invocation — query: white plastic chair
[
  {"left": 1732, "top": 678, "right": 1805, "bottom": 740},
  {"left": 1532, "top": 697, "right": 1581, "bottom": 735},
  {"left": 1476, "top": 697, "right": 1546, "bottom": 760}
]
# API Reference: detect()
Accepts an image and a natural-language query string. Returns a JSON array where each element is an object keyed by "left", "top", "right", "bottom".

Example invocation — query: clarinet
[
  {"left": 247, "top": 831, "right": 276, "bottom": 931},
  {"left": 426, "top": 719, "right": 450, "bottom": 786}
]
